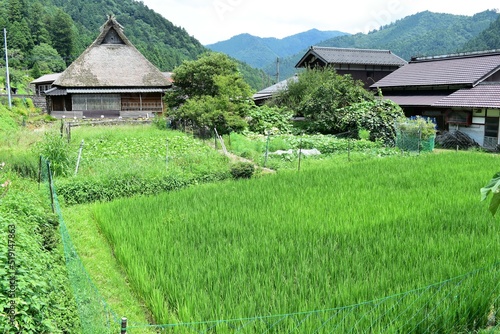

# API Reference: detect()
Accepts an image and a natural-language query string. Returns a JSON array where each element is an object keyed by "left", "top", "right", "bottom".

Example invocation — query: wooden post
[
  {"left": 165, "top": 137, "right": 169, "bottom": 171},
  {"left": 298, "top": 134, "right": 303, "bottom": 172},
  {"left": 264, "top": 131, "right": 270, "bottom": 167},
  {"left": 66, "top": 123, "right": 71, "bottom": 143},
  {"left": 120, "top": 317, "right": 127, "bottom": 334},
  {"left": 38, "top": 155, "right": 42, "bottom": 189},
  {"left": 47, "top": 161, "right": 55, "bottom": 213},
  {"left": 348, "top": 138, "right": 351, "bottom": 162}
]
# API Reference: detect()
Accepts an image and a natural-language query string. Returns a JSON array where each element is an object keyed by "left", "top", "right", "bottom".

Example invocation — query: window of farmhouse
[{"left": 72, "top": 94, "right": 121, "bottom": 111}]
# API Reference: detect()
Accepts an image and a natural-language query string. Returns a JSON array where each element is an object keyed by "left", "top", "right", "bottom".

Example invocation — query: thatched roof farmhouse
[{"left": 45, "top": 15, "right": 172, "bottom": 118}]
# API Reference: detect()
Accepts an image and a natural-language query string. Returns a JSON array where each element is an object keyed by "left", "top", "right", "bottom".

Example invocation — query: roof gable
[
  {"left": 53, "top": 15, "right": 171, "bottom": 88},
  {"left": 372, "top": 50, "right": 500, "bottom": 89},
  {"left": 296, "top": 46, "right": 407, "bottom": 68}
]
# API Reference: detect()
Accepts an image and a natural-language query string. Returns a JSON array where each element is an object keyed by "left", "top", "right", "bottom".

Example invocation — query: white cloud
[{"left": 141, "top": 0, "right": 499, "bottom": 44}]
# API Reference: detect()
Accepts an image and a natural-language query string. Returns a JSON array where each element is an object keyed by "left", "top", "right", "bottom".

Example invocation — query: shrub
[
  {"left": 230, "top": 161, "right": 255, "bottom": 179},
  {"left": 0, "top": 151, "right": 39, "bottom": 179},
  {"left": 34, "top": 131, "right": 72, "bottom": 177},
  {"left": 247, "top": 105, "right": 293, "bottom": 135}
]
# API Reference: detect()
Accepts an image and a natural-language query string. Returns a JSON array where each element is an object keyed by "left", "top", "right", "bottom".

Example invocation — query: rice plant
[{"left": 92, "top": 151, "right": 500, "bottom": 332}]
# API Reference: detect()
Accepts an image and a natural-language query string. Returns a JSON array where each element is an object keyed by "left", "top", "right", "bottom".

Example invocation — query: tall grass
[{"left": 92, "top": 151, "right": 500, "bottom": 332}]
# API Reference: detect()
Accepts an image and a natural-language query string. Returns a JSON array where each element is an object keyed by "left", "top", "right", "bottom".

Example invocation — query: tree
[
  {"left": 49, "top": 9, "right": 75, "bottom": 64},
  {"left": 29, "top": 2, "right": 51, "bottom": 46},
  {"left": 272, "top": 67, "right": 374, "bottom": 134},
  {"left": 30, "top": 43, "right": 66, "bottom": 75},
  {"left": 338, "top": 98, "right": 405, "bottom": 145},
  {"left": 166, "top": 52, "right": 254, "bottom": 135},
  {"left": 166, "top": 52, "right": 240, "bottom": 107}
]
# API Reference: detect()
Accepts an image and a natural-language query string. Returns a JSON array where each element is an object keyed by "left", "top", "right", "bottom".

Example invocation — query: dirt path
[{"left": 209, "top": 142, "right": 276, "bottom": 174}]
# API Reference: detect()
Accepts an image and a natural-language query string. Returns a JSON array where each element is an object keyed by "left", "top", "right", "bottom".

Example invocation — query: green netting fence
[
  {"left": 395, "top": 118, "right": 436, "bottom": 153},
  {"left": 42, "top": 157, "right": 119, "bottom": 334},
  {"left": 42, "top": 157, "right": 499, "bottom": 333}
]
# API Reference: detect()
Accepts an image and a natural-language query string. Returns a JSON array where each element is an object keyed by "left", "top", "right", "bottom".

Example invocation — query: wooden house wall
[{"left": 49, "top": 93, "right": 164, "bottom": 118}]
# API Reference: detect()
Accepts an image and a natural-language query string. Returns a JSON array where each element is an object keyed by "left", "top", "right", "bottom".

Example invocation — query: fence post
[
  {"left": 38, "top": 155, "right": 42, "bottom": 189},
  {"left": 120, "top": 317, "right": 127, "bottom": 334},
  {"left": 264, "top": 131, "right": 270, "bottom": 167},
  {"left": 74, "top": 140, "right": 84, "bottom": 176},
  {"left": 47, "top": 161, "right": 55, "bottom": 213},
  {"left": 298, "top": 134, "right": 303, "bottom": 172}
]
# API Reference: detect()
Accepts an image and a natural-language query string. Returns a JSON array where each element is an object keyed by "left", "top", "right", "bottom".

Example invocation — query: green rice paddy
[{"left": 92, "top": 151, "right": 500, "bottom": 332}]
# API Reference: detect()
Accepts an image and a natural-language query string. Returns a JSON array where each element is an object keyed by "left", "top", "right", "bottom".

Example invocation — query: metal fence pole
[{"left": 120, "top": 317, "right": 127, "bottom": 334}]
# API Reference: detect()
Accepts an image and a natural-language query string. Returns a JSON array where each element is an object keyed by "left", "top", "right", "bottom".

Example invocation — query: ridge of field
[{"left": 90, "top": 151, "right": 500, "bottom": 331}]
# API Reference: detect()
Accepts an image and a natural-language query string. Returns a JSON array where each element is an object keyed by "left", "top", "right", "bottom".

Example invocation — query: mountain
[
  {"left": 49, "top": 0, "right": 207, "bottom": 71},
  {"left": 261, "top": 10, "right": 500, "bottom": 82},
  {"left": 206, "top": 29, "right": 347, "bottom": 69},
  {"left": 0, "top": 0, "right": 270, "bottom": 91},
  {"left": 462, "top": 14, "right": 500, "bottom": 51}
]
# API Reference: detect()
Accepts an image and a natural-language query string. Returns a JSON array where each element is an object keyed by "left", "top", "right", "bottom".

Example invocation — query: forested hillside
[
  {"left": 462, "top": 14, "right": 500, "bottom": 51},
  {"left": 0, "top": 0, "right": 268, "bottom": 91},
  {"left": 262, "top": 10, "right": 499, "bottom": 82},
  {"left": 206, "top": 29, "right": 347, "bottom": 69}
]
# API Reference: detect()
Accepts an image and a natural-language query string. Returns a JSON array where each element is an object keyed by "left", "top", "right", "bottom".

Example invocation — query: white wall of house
[{"left": 459, "top": 124, "right": 485, "bottom": 146}]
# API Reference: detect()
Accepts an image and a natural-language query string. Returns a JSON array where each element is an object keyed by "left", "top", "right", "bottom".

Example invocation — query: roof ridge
[
  {"left": 311, "top": 46, "right": 392, "bottom": 53},
  {"left": 411, "top": 49, "right": 500, "bottom": 62}
]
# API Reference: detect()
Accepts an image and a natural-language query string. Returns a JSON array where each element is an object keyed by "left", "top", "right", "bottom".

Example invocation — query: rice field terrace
[{"left": 90, "top": 151, "right": 500, "bottom": 333}]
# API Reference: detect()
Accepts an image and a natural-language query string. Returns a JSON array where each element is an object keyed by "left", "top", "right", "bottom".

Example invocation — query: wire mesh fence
[{"left": 42, "top": 157, "right": 118, "bottom": 334}]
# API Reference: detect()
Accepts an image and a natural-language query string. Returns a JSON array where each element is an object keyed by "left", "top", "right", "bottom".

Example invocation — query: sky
[{"left": 140, "top": 0, "right": 500, "bottom": 45}]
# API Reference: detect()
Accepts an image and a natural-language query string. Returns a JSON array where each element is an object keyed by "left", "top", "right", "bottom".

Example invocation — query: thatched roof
[{"left": 53, "top": 15, "right": 171, "bottom": 88}]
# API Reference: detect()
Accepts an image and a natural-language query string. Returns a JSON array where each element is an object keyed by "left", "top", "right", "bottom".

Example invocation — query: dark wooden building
[
  {"left": 295, "top": 46, "right": 407, "bottom": 88},
  {"left": 45, "top": 15, "right": 172, "bottom": 118}
]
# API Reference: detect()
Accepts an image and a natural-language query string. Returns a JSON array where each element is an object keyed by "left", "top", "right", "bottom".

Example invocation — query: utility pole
[
  {"left": 3, "top": 28, "right": 12, "bottom": 108},
  {"left": 275, "top": 57, "right": 280, "bottom": 84}
]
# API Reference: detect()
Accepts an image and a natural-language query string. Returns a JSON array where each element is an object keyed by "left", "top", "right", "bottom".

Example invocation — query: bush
[
  {"left": 0, "top": 151, "right": 39, "bottom": 179},
  {"left": 34, "top": 131, "right": 72, "bottom": 177},
  {"left": 230, "top": 162, "right": 255, "bottom": 179}
]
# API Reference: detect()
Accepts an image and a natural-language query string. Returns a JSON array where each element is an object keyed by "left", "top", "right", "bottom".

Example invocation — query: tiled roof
[
  {"left": 372, "top": 51, "right": 500, "bottom": 88},
  {"left": 432, "top": 83, "right": 500, "bottom": 108},
  {"left": 382, "top": 95, "right": 449, "bottom": 107},
  {"left": 253, "top": 75, "right": 298, "bottom": 101},
  {"left": 296, "top": 46, "right": 407, "bottom": 68},
  {"left": 31, "top": 73, "right": 61, "bottom": 84}
]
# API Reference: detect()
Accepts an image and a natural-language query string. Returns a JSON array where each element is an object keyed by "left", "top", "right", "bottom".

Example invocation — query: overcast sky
[{"left": 140, "top": 0, "right": 499, "bottom": 45}]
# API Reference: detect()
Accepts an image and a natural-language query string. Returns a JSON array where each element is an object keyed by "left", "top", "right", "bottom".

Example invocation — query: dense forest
[
  {"left": 0, "top": 0, "right": 268, "bottom": 91},
  {"left": 462, "top": 14, "right": 500, "bottom": 51}
]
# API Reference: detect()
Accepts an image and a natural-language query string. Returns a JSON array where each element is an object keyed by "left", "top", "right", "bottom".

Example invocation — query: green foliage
[
  {"left": 396, "top": 116, "right": 437, "bottom": 140},
  {"left": 339, "top": 98, "right": 405, "bottom": 145},
  {"left": 0, "top": 150, "right": 38, "bottom": 179},
  {"left": 52, "top": 125, "right": 232, "bottom": 204},
  {"left": 30, "top": 43, "right": 66, "bottom": 75},
  {"left": 481, "top": 172, "right": 500, "bottom": 216},
  {"left": 55, "top": 172, "right": 229, "bottom": 205},
  {"left": 273, "top": 67, "right": 374, "bottom": 135},
  {"left": 247, "top": 105, "right": 293, "bottom": 134},
  {"left": 34, "top": 130, "right": 72, "bottom": 177},
  {"left": 0, "top": 173, "right": 79, "bottom": 333},
  {"left": 92, "top": 151, "right": 500, "bottom": 330},
  {"left": 463, "top": 14, "right": 500, "bottom": 51},
  {"left": 167, "top": 52, "right": 254, "bottom": 135},
  {"left": 230, "top": 161, "right": 255, "bottom": 179}
]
